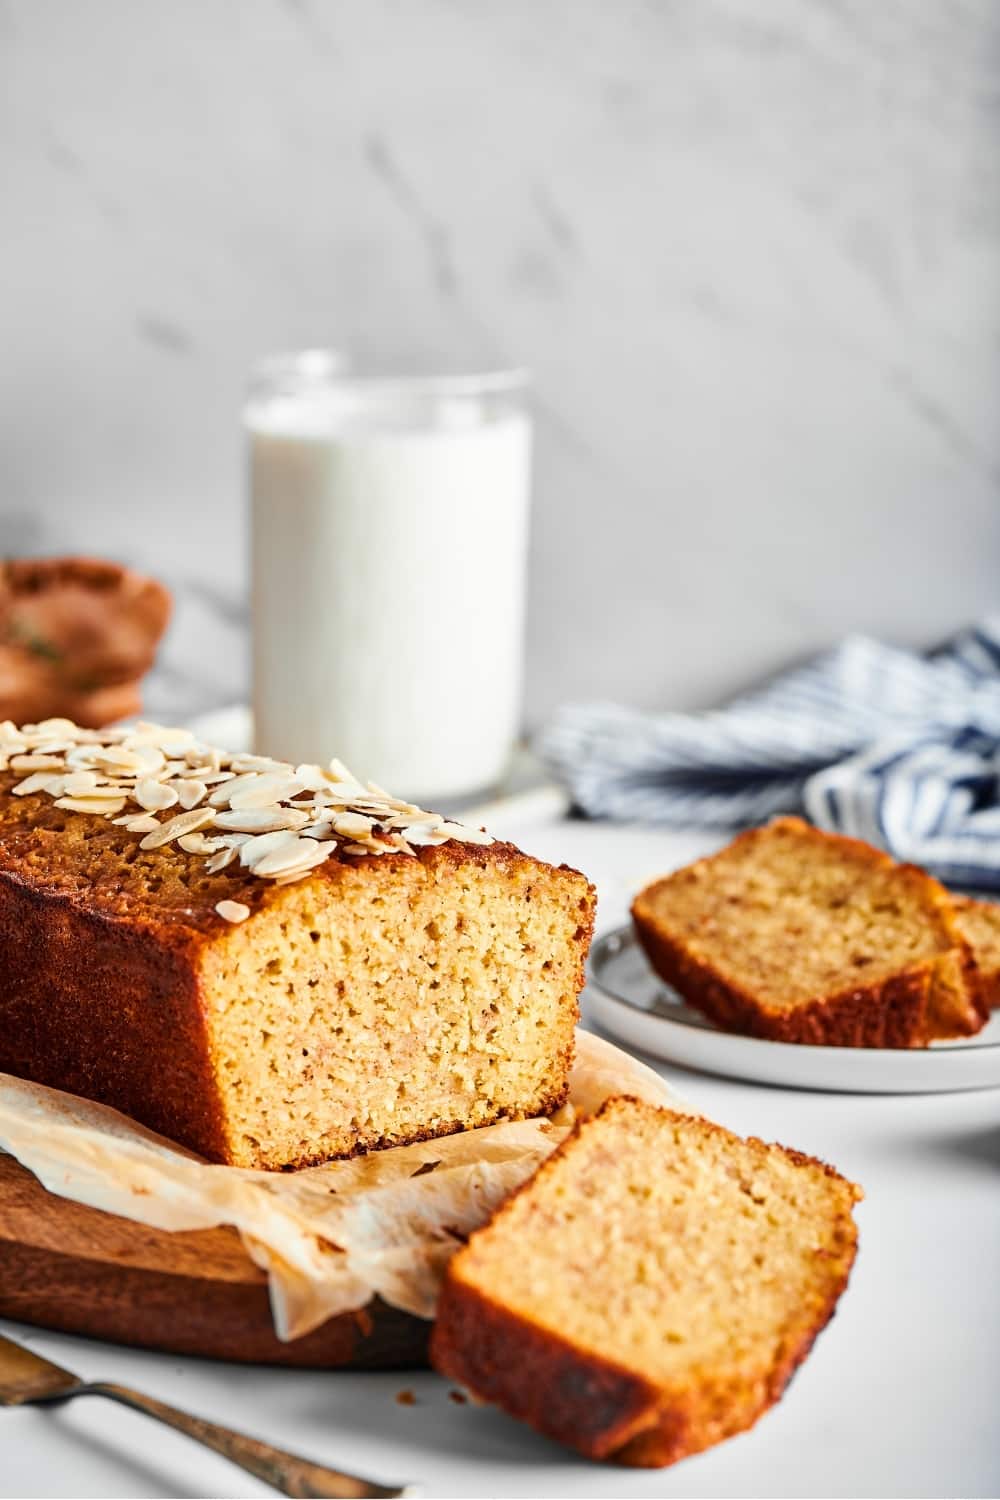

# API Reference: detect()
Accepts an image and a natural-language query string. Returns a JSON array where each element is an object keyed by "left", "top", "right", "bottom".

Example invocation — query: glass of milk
[{"left": 246, "top": 357, "right": 532, "bottom": 804}]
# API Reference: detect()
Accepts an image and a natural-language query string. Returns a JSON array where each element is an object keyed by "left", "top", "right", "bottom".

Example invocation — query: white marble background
[{"left": 2, "top": 0, "right": 999, "bottom": 726}]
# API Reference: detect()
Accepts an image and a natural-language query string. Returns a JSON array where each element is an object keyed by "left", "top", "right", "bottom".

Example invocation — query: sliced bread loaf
[{"left": 431, "top": 1096, "right": 861, "bottom": 1467}]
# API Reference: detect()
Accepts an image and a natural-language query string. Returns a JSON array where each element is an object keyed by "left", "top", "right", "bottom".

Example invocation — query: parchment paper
[{"left": 0, "top": 1031, "right": 684, "bottom": 1340}]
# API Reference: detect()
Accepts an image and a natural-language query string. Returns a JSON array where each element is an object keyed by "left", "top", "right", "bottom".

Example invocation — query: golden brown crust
[
  {"left": 431, "top": 1098, "right": 861, "bottom": 1468},
  {"left": 0, "top": 768, "right": 547, "bottom": 934},
  {"left": 0, "top": 874, "right": 231, "bottom": 1160},
  {"left": 635, "top": 915, "right": 935, "bottom": 1047},
  {"left": 632, "top": 818, "right": 987, "bottom": 1048},
  {"left": 432, "top": 1278, "right": 662, "bottom": 1460}
]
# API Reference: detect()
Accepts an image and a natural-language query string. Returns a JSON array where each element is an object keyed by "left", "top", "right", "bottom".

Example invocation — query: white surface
[
  {"left": 248, "top": 382, "right": 530, "bottom": 797},
  {"left": 2, "top": 817, "right": 999, "bottom": 1498},
  {"left": 590, "top": 924, "right": 1000, "bottom": 1094},
  {"left": 4, "top": 1, "right": 1000, "bottom": 727}
]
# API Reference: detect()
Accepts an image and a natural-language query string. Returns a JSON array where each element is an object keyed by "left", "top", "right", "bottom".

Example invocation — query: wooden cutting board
[{"left": 0, "top": 1153, "right": 428, "bottom": 1368}]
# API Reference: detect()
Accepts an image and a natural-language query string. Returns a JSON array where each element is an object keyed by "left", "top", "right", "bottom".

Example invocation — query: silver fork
[{"left": 0, "top": 1330, "right": 416, "bottom": 1498}]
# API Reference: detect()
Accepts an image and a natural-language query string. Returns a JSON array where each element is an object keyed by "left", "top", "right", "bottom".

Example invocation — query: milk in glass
[{"left": 247, "top": 363, "right": 531, "bottom": 802}]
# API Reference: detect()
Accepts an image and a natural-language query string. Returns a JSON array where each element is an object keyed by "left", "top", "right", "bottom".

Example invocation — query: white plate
[{"left": 587, "top": 924, "right": 1000, "bottom": 1094}]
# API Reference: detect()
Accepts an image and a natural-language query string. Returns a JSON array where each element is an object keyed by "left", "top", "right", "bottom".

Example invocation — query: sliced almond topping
[
  {"left": 127, "top": 744, "right": 168, "bottom": 776},
  {"left": 60, "top": 771, "right": 104, "bottom": 795},
  {"left": 9, "top": 754, "right": 66, "bottom": 771},
  {"left": 178, "top": 831, "right": 214, "bottom": 853},
  {"left": 205, "top": 846, "right": 237, "bottom": 873},
  {"left": 229, "top": 753, "right": 287, "bottom": 774},
  {"left": 139, "top": 807, "right": 217, "bottom": 850},
  {"left": 327, "top": 757, "right": 361, "bottom": 783},
  {"left": 403, "top": 822, "right": 451, "bottom": 847},
  {"left": 215, "top": 899, "right": 251, "bottom": 923},
  {"left": 54, "top": 795, "right": 127, "bottom": 816},
  {"left": 31, "top": 717, "right": 78, "bottom": 737},
  {"left": 112, "top": 812, "right": 162, "bottom": 833},
  {"left": 2, "top": 719, "right": 495, "bottom": 881},
  {"left": 332, "top": 811, "right": 376, "bottom": 839},
  {"left": 12, "top": 771, "right": 60, "bottom": 796},
  {"left": 439, "top": 821, "right": 494, "bottom": 846},
  {"left": 215, "top": 807, "right": 312, "bottom": 834},
  {"left": 174, "top": 779, "right": 207, "bottom": 810},
  {"left": 134, "top": 778, "right": 180, "bottom": 812},
  {"left": 239, "top": 830, "right": 301, "bottom": 869},
  {"left": 253, "top": 837, "right": 332, "bottom": 878},
  {"left": 208, "top": 771, "right": 265, "bottom": 807},
  {"left": 227, "top": 772, "right": 304, "bottom": 809}
]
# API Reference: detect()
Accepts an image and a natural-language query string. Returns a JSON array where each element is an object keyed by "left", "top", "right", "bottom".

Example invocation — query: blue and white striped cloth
[{"left": 539, "top": 620, "right": 1000, "bottom": 891}]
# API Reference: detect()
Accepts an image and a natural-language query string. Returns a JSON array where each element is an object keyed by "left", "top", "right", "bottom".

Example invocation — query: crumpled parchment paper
[{"left": 0, "top": 1031, "right": 684, "bottom": 1340}]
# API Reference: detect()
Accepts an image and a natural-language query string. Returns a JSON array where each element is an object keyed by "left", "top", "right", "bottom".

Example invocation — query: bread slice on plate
[
  {"left": 631, "top": 817, "right": 986, "bottom": 1047},
  {"left": 431, "top": 1096, "right": 861, "bottom": 1467},
  {"left": 952, "top": 895, "right": 1000, "bottom": 1010}
]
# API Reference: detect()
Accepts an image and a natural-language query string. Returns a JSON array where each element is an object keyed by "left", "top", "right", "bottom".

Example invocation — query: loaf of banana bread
[{"left": 0, "top": 718, "right": 595, "bottom": 1168}]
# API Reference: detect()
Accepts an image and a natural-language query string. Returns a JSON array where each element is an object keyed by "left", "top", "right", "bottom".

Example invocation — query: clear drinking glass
[{"left": 246, "top": 361, "right": 532, "bottom": 803}]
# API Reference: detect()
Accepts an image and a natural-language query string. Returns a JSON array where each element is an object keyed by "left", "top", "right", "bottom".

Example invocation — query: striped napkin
[{"left": 538, "top": 620, "right": 1000, "bottom": 891}]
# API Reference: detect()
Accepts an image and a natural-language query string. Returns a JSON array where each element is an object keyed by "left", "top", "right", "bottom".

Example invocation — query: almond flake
[
  {"left": 327, "top": 757, "right": 361, "bottom": 783},
  {"left": 215, "top": 807, "right": 311, "bottom": 834},
  {"left": 113, "top": 812, "right": 162, "bottom": 833},
  {"left": 229, "top": 753, "right": 287, "bottom": 774},
  {"left": 32, "top": 718, "right": 77, "bottom": 737},
  {"left": 12, "top": 771, "right": 60, "bottom": 796},
  {"left": 125, "top": 744, "right": 167, "bottom": 776},
  {"left": 178, "top": 831, "right": 214, "bottom": 853},
  {"left": 134, "top": 778, "right": 179, "bottom": 812},
  {"left": 209, "top": 772, "right": 265, "bottom": 807},
  {"left": 403, "top": 822, "right": 451, "bottom": 847},
  {"left": 254, "top": 837, "right": 332, "bottom": 878},
  {"left": 227, "top": 772, "right": 304, "bottom": 809},
  {"left": 215, "top": 899, "right": 250, "bottom": 923},
  {"left": 332, "top": 812, "right": 376, "bottom": 839},
  {"left": 54, "top": 795, "right": 127, "bottom": 816},
  {"left": 239, "top": 830, "right": 301, "bottom": 869},
  {"left": 60, "top": 772, "right": 104, "bottom": 794},
  {"left": 174, "top": 779, "right": 207, "bottom": 810},
  {"left": 205, "top": 846, "right": 238, "bottom": 873},
  {"left": 438, "top": 822, "right": 494, "bottom": 846},
  {"left": 139, "top": 807, "right": 217, "bottom": 849}
]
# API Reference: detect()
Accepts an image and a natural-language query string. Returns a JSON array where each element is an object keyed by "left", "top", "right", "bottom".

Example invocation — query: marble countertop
[{"left": 3, "top": 816, "right": 999, "bottom": 1499}]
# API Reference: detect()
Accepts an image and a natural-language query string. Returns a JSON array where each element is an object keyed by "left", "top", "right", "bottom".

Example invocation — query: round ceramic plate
[{"left": 587, "top": 925, "right": 1000, "bottom": 1094}]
